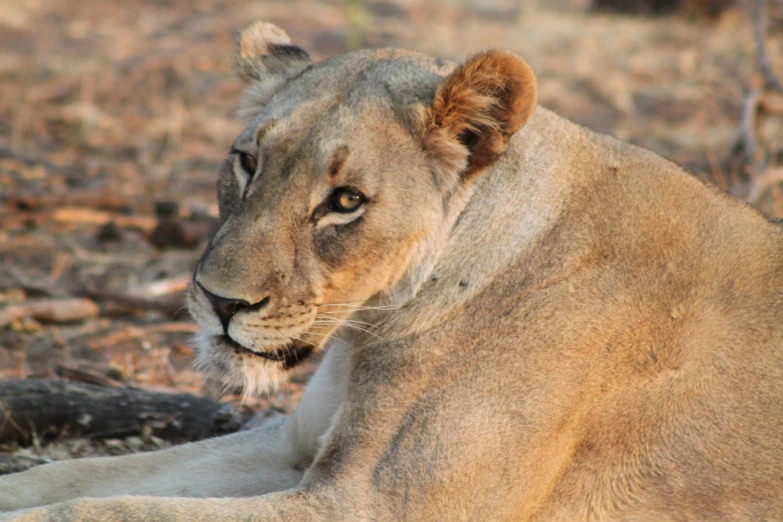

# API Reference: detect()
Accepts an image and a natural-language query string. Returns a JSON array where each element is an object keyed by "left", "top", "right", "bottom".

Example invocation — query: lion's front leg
[
  {"left": 0, "top": 420, "right": 302, "bottom": 512},
  {"left": 0, "top": 344, "right": 350, "bottom": 512},
  {"left": 0, "top": 493, "right": 327, "bottom": 522}
]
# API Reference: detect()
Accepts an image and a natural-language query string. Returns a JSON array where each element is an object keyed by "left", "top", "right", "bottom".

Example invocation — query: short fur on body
[{"left": 2, "top": 22, "right": 783, "bottom": 522}]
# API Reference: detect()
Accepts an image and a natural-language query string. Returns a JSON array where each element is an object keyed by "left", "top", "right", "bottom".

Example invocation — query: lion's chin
[
  {"left": 193, "top": 332, "right": 316, "bottom": 397},
  {"left": 219, "top": 335, "right": 315, "bottom": 369}
]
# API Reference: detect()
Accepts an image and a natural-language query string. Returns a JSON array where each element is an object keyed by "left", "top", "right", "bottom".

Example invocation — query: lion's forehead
[
  {"left": 234, "top": 52, "right": 447, "bottom": 172},
  {"left": 247, "top": 49, "right": 453, "bottom": 128}
]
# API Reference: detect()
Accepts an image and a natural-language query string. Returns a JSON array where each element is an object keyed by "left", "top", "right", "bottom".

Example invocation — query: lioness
[{"left": 2, "top": 21, "right": 783, "bottom": 522}]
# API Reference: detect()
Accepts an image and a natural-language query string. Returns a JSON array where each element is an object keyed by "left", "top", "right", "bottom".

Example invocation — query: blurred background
[{"left": 1, "top": 0, "right": 782, "bottom": 465}]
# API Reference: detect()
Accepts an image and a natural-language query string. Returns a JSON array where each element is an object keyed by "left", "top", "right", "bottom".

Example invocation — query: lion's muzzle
[{"left": 196, "top": 280, "right": 270, "bottom": 333}]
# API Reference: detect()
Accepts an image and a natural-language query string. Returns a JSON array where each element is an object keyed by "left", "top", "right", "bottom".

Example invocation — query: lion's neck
[{"left": 368, "top": 108, "right": 574, "bottom": 337}]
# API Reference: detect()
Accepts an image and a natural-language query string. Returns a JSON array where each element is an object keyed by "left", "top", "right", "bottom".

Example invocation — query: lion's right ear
[{"left": 232, "top": 22, "right": 312, "bottom": 117}]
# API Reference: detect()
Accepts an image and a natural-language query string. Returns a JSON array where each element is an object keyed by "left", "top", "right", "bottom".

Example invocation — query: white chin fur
[{"left": 192, "top": 331, "right": 289, "bottom": 398}]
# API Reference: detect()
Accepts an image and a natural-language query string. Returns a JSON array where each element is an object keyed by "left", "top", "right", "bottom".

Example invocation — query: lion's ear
[
  {"left": 423, "top": 51, "right": 537, "bottom": 188},
  {"left": 232, "top": 22, "right": 312, "bottom": 117}
]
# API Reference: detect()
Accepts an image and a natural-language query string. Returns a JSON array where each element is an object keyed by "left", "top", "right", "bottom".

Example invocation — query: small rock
[
  {"left": 367, "top": 1, "right": 407, "bottom": 18},
  {"left": 103, "top": 439, "right": 124, "bottom": 450},
  {"left": 149, "top": 219, "right": 203, "bottom": 250},
  {"left": 154, "top": 200, "right": 179, "bottom": 218},
  {"left": 125, "top": 436, "right": 144, "bottom": 450},
  {"left": 95, "top": 221, "right": 123, "bottom": 244}
]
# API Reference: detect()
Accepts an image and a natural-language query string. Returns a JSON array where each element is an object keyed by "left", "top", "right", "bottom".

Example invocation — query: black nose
[{"left": 197, "top": 282, "right": 269, "bottom": 332}]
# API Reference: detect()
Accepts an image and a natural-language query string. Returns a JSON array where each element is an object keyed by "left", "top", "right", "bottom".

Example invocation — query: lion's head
[{"left": 187, "top": 22, "right": 537, "bottom": 394}]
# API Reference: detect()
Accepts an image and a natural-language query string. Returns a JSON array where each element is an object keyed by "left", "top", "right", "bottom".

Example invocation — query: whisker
[
  {"left": 313, "top": 317, "right": 377, "bottom": 328},
  {"left": 312, "top": 318, "right": 375, "bottom": 328},
  {"left": 305, "top": 329, "right": 328, "bottom": 335},
  {"left": 307, "top": 323, "right": 351, "bottom": 333},
  {"left": 290, "top": 336, "right": 319, "bottom": 348},
  {"left": 171, "top": 305, "right": 189, "bottom": 319},
  {"left": 314, "top": 298, "right": 375, "bottom": 305},
  {"left": 302, "top": 330, "right": 323, "bottom": 337},
  {"left": 327, "top": 306, "right": 401, "bottom": 313},
  {"left": 238, "top": 392, "right": 247, "bottom": 421},
  {"left": 315, "top": 303, "right": 402, "bottom": 311},
  {"left": 343, "top": 324, "right": 383, "bottom": 340},
  {"left": 308, "top": 322, "right": 337, "bottom": 328},
  {"left": 313, "top": 317, "right": 383, "bottom": 341},
  {"left": 311, "top": 318, "right": 383, "bottom": 340}
]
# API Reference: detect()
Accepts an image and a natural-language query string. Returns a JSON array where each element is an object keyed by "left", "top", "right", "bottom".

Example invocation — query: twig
[
  {"left": 138, "top": 275, "right": 191, "bottom": 298},
  {"left": 78, "top": 287, "right": 188, "bottom": 319},
  {"left": 740, "top": 88, "right": 763, "bottom": 168},
  {"left": 0, "top": 208, "right": 158, "bottom": 233},
  {"left": 698, "top": 103, "right": 729, "bottom": 190},
  {"left": 91, "top": 323, "right": 198, "bottom": 347},
  {"left": 55, "top": 365, "right": 125, "bottom": 388},
  {"left": 4, "top": 186, "right": 140, "bottom": 213},
  {"left": 0, "top": 298, "right": 99, "bottom": 328},
  {"left": 753, "top": 0, "right": 783, "bottom": 93},
  {"left": 746, "top": 167, "right": 783, "bottom": 203},
  {"left": 0, "top": 147, "right": 79, "bottom": 178},
  {"left": 729, "top": 0, "right": 783, "bottom": 203},
  {"left": 52, "top": 207, "right": 157, "bottom": 232},
  {"left": 2, "top": 263, "right": 69, "bottom": 298}
]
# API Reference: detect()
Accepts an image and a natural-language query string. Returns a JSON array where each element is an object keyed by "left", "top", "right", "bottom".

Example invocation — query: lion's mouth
[{"left": 218, "top": 335, "right": 314, "bottom": 369}]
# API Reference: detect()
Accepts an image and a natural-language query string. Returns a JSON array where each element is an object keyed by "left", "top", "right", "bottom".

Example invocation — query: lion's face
[
  {"left": 187, "top": 23, "right": 536, "bottom": 394},
  {"left": 188, "top": 86, "right": 444, "bottom": 392}
]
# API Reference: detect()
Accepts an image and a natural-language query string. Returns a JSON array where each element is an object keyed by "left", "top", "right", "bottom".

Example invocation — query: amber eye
[
  {"left": 329, "top": 188, "right": 365, "bottom": 213},
  {"left": 238, "top": 152, "right": 258, "bottom": 175}
]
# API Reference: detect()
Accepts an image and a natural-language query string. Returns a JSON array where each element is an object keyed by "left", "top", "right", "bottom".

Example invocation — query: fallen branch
[{"left": 0, "top": 379, "right": 241, "bottom": 444}]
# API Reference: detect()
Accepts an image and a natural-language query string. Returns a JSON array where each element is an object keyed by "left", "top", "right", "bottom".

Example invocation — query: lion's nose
[{"left": 196, "top": 281, "right": 269, "bottom": 332}]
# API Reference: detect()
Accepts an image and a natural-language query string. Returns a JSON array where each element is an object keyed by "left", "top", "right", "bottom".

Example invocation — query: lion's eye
[
  {"left": 238, "top": 152, "right": 258, "bottom": 175},
  {"left": 329, "top": 188, "right": 365, "bottom": 213}
]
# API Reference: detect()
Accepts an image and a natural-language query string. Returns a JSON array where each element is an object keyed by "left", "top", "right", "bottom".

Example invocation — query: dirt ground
[{"left": 1, "top": 0, "right": 782, "bottom": 463}]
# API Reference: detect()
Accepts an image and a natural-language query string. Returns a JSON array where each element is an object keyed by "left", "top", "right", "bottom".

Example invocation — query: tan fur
[
  {"left": 236, "top": 22, "right": 290, "bottom": 62},
  {"left": 2, "top": 22, "right": 783, "bottom": 522}
]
